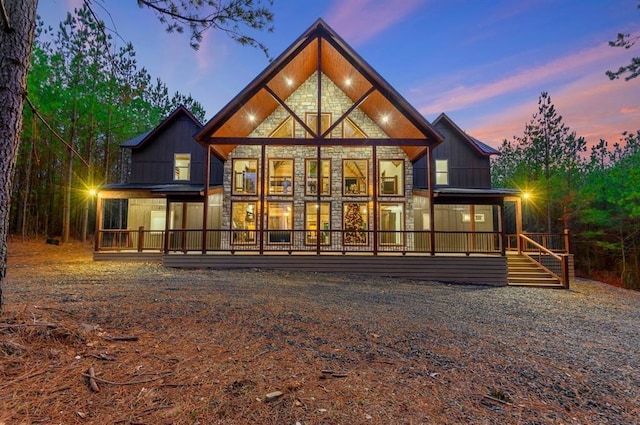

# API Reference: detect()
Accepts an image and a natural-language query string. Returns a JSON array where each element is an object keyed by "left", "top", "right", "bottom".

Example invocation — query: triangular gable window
[
  {"left": 305, "top": 112, "right": 332, "bottom": 138},
  {"left": 269, "top": 116, "right": 294, "bottom": 138},
  {"left": 343, "top": 118, "right": 367, "bottom": 138}
]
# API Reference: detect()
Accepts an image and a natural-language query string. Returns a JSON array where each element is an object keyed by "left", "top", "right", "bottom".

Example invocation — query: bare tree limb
[
  {"left": 24, "top": 96, "right": 90, "bottom": 168},
  {"left": 136, "top": 0, "right": 274, "bottom": 55}
]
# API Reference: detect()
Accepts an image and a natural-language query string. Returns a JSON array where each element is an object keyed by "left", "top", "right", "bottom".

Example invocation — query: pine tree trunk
[{"left": 0, "top": 0, "right": 39, "bottom": 314}]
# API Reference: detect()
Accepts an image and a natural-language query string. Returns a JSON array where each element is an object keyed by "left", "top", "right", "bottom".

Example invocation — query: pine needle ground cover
[{"left": 1, "top": 240, "right": 638, "bottom": 424}]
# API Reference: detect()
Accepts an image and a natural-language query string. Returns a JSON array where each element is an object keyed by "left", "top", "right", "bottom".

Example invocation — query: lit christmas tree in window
[{"left": 344, "top": 203, "right": 367, "bottom": 244}]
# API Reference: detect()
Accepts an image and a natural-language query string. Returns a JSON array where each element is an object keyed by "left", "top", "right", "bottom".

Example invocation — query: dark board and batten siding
[
  {"left": 130, "top": 115, "right": 223, "bottom": 186},
  {"left": 413, "top": 119, "right": 492, "bottom": 190},
  {"left": 162, "top": 254, "right": 508, "bottom": 286}
]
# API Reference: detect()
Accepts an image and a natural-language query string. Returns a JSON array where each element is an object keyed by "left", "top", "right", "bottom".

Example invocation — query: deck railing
[
  {"left": 518, "top": 234, "right": 570, "bottom": 289},
  {"left": 96, "top": 228, "right": 503, "bottom": 255},
  {"left": 506, "top": 232, "right": 569, "bottom": 253}
]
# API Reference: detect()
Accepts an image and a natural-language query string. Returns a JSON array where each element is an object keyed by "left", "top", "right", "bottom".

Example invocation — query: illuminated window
[
  {"left": 231, "top": 202, "right": 257, "bottom": 244},
  {"left": 343, "top": 159, "right": 368, "bottom": 195},
  {"left": 268, "top": 159, "right": 294, "bottom": 195},
  {"left": 379, "top": 203, "right": 404, "bottom": 245},
  {"left": 269, "top": 116, "right": 293, "bottom": 138},
  {"left": 174, "top": 154, "right": 190, "bottom": 181},
  {"left": 435, "top": 159, "right": 448, "bottom": 185},
  {"left": 305, "top": 112, "right": 332, "bottom": 138},
  {"left": 305, "top": 202, "right": 331, "bottom": 245},
  {"left": 267, "top": 202, "right": 293, "bottom": 244},
  {"left": 232, "top": 159, "right": 258, "bottom": 195},
  {"left": 305, "top": 159, "right": 330, "bottom": 196},
  {"left": 343, "top": 202, "right": 368, "bottom": 245},
  {"left": 379, "top": 159, "right": 403, "bottom": 196},
  {"left": 343, "top": 118, "right": 366, "bottom": 138}
]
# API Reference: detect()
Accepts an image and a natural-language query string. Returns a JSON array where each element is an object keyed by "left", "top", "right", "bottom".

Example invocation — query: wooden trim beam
[
  {"left": 427, "top": 146, "right": 435, "bottom": 255},
  {"left": 263, "top": 85, "right": 316, "bottom": 138},
  {"left": 202, "top": 144, "right": 211, "bottom": 253},
  {"left": 207, "top": 137, "right": 430, "bottom": 146},
  {"left": 322, "top": 86, "right": 376, "bottom": 138}
]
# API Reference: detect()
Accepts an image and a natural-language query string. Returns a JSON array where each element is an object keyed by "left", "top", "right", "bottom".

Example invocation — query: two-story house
[{"left": 95, "top": 19, "right": 570, "bottom": 287}]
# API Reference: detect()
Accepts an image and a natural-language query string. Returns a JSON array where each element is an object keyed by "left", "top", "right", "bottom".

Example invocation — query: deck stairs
[{"left": 507, "top": 254, "right": 563, "bottom": 288}]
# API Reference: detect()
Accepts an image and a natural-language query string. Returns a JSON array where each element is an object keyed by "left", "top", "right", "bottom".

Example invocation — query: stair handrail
[{"left": 518, "top": 233, "right": 570, "bottom": 289}]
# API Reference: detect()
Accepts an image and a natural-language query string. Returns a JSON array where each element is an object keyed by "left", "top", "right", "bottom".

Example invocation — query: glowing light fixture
[
  {"left": 248, "top": 113, "right": 256, "bottom": 122},
  {"left": 345, "top": 77, "right": 352, "bottom": 86},
  {"left": 523, "top": 192, "right": 531, "bottom": 200},
  {"left": 88, "top": 188, "right": 97, "bottom": 197},
  {"left": 285, "top": 77, "right": 293, "bottom": 86},
  {"left": 381, "top": 114, "right": 389, "bottom": 124}
]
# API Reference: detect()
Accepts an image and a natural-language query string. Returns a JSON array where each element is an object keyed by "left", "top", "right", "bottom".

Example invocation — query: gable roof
[
  {"left": 196, "top": 18, "right": 443, "bottom": 161},
  {"left": 433, "top": 113, "right": 499, "bottom": 156},
  {"left": 121, "top": 105, "right": 203, "bottom": 149}
]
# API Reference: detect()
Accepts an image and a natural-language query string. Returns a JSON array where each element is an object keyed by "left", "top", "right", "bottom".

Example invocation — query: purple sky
[{"left": 39, "top": 0, "right": 640, "bottom": 149}]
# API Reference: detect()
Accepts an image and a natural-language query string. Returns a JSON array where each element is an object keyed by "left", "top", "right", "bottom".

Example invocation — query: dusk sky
[{"left": 38, "top": 0, "right": 640, "bottom": 150}]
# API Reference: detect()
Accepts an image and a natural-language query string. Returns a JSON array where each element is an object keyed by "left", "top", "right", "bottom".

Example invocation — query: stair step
[
  {"left": 509, "top": 275, "right": 560, "bottom": 283},
  {"left": 507, "top": 254, "right": 563, "bottom": 288},
  {"left": 509, "top": 272, "right": 553, "bottom": 279}
]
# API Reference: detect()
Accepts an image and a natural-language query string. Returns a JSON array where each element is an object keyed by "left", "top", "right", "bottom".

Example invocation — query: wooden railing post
[
  {"left": 562, "top": 255, "right": 570, "bottom": 289},
  {"left": 138, "top": 226, "right": 144, "bottom": 252}
]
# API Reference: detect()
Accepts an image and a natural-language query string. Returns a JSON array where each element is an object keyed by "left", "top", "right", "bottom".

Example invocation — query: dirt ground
[{"left": 1, "top": 239, "right": 639, "bottom": 424}]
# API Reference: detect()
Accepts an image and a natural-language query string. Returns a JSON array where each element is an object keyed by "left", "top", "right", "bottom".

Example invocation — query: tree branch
[
  {"left": 136, "top": 0, "right": 273, "bottom": 56},
  {"left": 25, "top": 96, "right": 90, "bottom": 168}
]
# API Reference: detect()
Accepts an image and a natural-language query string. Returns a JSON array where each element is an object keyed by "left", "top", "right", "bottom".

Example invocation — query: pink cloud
[
  {"left": 65, "top": 0, "right": 84, "bottom": 10},
  {"left": 466, "top": 75, "right": 640, "bottom": 150},
  {"left": 418, "top": 40, "right": 632, "bottom": 115},
  {"left": 325, "top": 0, "right": 426, "bottom": 45},
  {"left": 620, "top": 106, "right": 640, "bottom": 115}
]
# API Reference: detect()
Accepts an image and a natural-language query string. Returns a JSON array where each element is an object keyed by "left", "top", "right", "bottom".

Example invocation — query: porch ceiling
[{"left": 197, "top": 19, "right": 442, "bottom": 161}]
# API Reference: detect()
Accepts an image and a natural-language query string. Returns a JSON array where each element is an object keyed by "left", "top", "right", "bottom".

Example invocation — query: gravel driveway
[{"left": 2, "top": 241, "right": 639, "bottom": 424}]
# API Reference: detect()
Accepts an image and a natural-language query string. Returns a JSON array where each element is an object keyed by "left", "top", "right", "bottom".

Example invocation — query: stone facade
[{"left": 220, "top": 72, "right": 415, "bottom": 248}]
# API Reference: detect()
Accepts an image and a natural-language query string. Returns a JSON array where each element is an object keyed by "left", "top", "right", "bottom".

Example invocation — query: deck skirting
[
  {"left": 94, "top": 252, "right": 163, "bottom": 262},
  {"left": 162, "top": 253, "right": 508, "bottom": 286}
]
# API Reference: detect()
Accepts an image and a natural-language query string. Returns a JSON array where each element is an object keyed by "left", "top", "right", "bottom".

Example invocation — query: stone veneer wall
[{"left": 220, "top": 72, "right": 415, "bottom": 247}]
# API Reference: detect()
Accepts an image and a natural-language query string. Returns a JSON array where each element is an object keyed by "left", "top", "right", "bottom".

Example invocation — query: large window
[
  {"left": 268, "top": 159, "right": 294, "bottom": 195},
  {"left": 305, "top": 202, "right": 331, "bottom": 245},
  {"left": 343, "top": 159, "right": 368, "bottom": 196},
  {"left": 305, "top": 159, "right": 331, "bottom": 196},
  {"left": 267, "top": 202, "right": 293, "bottom": 244},
  {"left": 231, "top": 202, "right": 257, "bottom": 244},
  {"left": 174, "top": 154, "right": 190, "bottom": 181},
  {"left": 379, "top": 203, "right": 404, "bottom": 245},
  {"left": 379, "top": 159, "right": 404, "bottom": 196},
  {"left": 435, "top": 159, "right": 448, "bottom": 185},
  {"left": 232, "top": 159, "right": 258, "bottom": 195},
  {"left": 306, "top": 112, "right": 331, "bottom": 138},
  {"left": 343, "top": 202, "right": 368, "bottom": 245}
]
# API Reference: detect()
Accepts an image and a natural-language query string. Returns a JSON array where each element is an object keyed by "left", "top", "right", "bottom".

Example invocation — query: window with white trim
[
  {"left": 174, "top": 153, "right": 191, "bottom": 181},
  {"left": 435, "top": 159, "right": 448, "bottom": 185}
]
